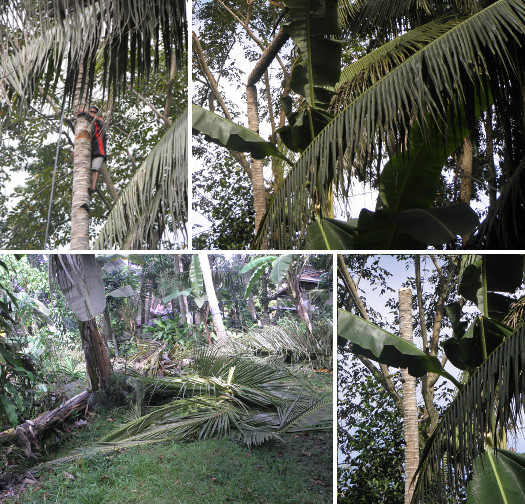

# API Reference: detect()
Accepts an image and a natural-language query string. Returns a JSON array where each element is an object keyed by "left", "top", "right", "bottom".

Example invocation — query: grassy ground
[{"left": 3, "top": 371, "right": 333, "bottom": 504}]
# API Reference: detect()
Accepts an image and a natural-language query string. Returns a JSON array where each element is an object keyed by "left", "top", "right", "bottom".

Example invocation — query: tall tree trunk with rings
[
  {"left": 399, "top": 287, "right": 419, "bottom": 504},
  {"left": 71, "top": 65, "right": 92, "bottom": 249}
]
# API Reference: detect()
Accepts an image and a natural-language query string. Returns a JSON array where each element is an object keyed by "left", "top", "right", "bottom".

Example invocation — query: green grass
[{"left": 16, "top": 433, "right": 331, "bottom": 504}]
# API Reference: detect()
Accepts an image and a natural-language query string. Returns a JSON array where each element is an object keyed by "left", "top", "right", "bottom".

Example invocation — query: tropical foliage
[
  {"left": 193, "top": 0, "right": 525, "bottom": 249},
  {"left": 338, "top": 254, "right": 525, "bottom": 503}
]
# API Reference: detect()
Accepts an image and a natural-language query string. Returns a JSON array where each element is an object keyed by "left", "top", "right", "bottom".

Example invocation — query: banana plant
[
  {"left": 305, "top": 94, "right": 491, "bottom": 249},
  {"left": 238, "top": 255, "right": 293, "bottom": 299}
]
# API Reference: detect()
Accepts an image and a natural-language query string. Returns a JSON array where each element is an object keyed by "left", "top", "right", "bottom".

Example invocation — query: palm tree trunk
[
  {"left": 79, "top": 318, "right": 112, "bottom": 391},
  {"left": 71, "top": 65, "right": 91, "bottom": 249},
  {"left": 459, "top": 136, "right": 473, "bottom": 244},
  {"left": 246, "top": 84, "right": 266, "bottom": 237},
  {"left": 399, "top": 287, "right": 419, "bottom": 504},
  {"left": 174, "top": 255, "right": 191, "bottom": 324},
  {"left": 246, "top": 28, "right": 290, "bottom": 240},
  {"left": 200, "top": 254, "right": 227, "bottom": 344}
]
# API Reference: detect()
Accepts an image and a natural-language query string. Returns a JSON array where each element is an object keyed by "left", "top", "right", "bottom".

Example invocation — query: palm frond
[
  {"left": 231, "top": 318, "right": 333, "bottom": 367},
  {"left": 339, "top": 0, "right": 431, "bottom": 33},
  {"left": 93, "top": 109, "right": 188, "bottom": 249},
  {"left": 411, "top": 325, "right": 525, "bottom": 504},
  {"left": 0, "top": 0, "right": 186, "bottom": 116},
  {"left": 255, "top": 0, "right": 525, "bottom": 249},
  {"left": 333, "top": 19, "right": 462, "bottom": 111}
]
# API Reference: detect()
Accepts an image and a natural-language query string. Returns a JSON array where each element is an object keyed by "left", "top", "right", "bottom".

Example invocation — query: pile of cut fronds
[
  {"left": 44, "top": 349, "right": 331, "bottom": 466},
  {"left": 230, "top": 317, "right": 332, "bottom": 369}
]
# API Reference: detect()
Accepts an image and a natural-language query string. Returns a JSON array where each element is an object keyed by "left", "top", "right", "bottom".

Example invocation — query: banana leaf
[
  {"left": 355, "top": 204, "right": 479, "bottom": 249},
  {"left": 192, "top": 105, "right": 291, "bottom": 164},
  {"left": 338, "top": 309, "right": 461, "bottom": 387},
  {"left": 466, "top": 448, "right": 525, "bottom": 504},
  {"left": 441, "top": 316, "right": 514, "bottom": 371},
  {"left": 282, "top": 0, "right": 342, "bottom": 108},
  {"left": 305, "top": 216, "right": 356, "bottom": 249}
]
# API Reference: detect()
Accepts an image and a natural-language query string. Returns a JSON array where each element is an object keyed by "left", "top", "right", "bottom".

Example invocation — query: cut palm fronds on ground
[
  {"left": 224, "top": 318, "right": 332, "bottom": 368},
  {"left": 41, "top": 351, "right": 331, "bottom": 467}
]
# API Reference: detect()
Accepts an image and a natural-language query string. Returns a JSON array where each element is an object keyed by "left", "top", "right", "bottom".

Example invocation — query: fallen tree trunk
[{"left": 0, "top": 390, "right": 91, "bottom": 458}]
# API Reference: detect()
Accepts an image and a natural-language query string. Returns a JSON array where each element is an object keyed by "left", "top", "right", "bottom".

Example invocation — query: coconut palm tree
[
  {"left": 0, "top": 0, "right": 187, "bottom": 250},
  {"left": 399, "top": 287, "right": 419, "bottom": 504}
]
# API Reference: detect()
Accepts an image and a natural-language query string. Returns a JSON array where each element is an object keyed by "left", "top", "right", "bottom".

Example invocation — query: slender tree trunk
[
  {"left": 174, "top": 255, "right": 191, "bottom": 324},
  {"left": 247, "top": 295, "right": 257, "bottom": 324},
  {"left": 246, "top": 84, "right": 266, "bottom": 238},
  {"left": 246, "top": 28, "right": 290, "bottom": 239},
  {"left": 459, "top": 136, "right": 473, "bottom": 244},
  {"left": 202, "top": 303, "right": 211, "bottom": 345},
  {"left": 399, "top": 287, "right": 419, "bottom": 504},
  {"left": 200, "top": 254, "right": 227, "bottom": 344},
  {"left": 414, "top": 257, "right": 438, "bottom": 433},
  {"left": 240, "top": 254, "right": 258, "bottom": 323},
  {"left": 485, "top": 108, "right": 497, "bottom": 207},
  {"left": 287, "top": 272, "right": 313, "bottom": 333},
  {"left": 71, "top": 65, "right": 91, "bottom": 249},
  {"left": 79, "top": 318, "right": 112, "bottom": 391},
  {"left": 139, "top": 274, "right": 147, "bottom": 334}
]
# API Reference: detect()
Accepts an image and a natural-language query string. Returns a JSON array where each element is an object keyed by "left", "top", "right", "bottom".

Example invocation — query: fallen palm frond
[
  {"left": 93, "top": 109, "right": 188, "bottom": 249},
  {"left": 225, "top": 318, "right": 332, "bottom": 369},
  {"left": 411, "top": 325, "right": 525, "bottom": 503},
  {"left": 42, "top": 350, "right": 331, "bottom": 466}
]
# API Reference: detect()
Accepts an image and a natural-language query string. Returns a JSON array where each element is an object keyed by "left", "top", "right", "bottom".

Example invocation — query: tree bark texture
[
  {"left": 399, "top": 287, "right": 419, "bottom": 504},
  {"left": 79, "top": 318, "right": 112, "bottom": 391},
  {"left": 71, "top": 65, "right": 91, "bottom": 249},
  {"left": 200, "top": 254, "right": 227, "bottom": 344},
  {"left": 103, "top": 311, "right": 119, "bottom": 358},
  {"left": 459, "top": 136, "right": 473, "bottom": 243},
  {"left": 287, "top": 272, "right": 313, "bottom": 333},
  {"left": 245, "top": 28, "right": 290, "bottom": 239},
  {"left": 246, "top": 84, "right": 266, "bottom": 236}
]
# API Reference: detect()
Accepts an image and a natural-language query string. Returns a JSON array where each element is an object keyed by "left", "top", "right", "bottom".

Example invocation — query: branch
[
  {"left": 164, "top": 51, "right": 177, "bottom": 118},
  {"left": 247, "top": 28, "right": 289, "bottom": 87},
  {"left": 217, "top": 0, "right": 289, "bottom": 77},
  {"left": 192, "top": 31, "right": 252, "bottom": 179},
  {"left": 131, "top": 89, "right": 171, "bottom": 128}
]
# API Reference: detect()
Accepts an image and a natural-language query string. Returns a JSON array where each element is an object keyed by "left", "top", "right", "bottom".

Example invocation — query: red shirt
[{"left": 91, "top": 118, "right": 107, "bottom": 158}]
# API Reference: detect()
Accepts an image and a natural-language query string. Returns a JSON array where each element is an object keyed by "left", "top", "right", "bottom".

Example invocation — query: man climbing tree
[{"left": 74, "top": 105, "right": 107, "bottom": 207}]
